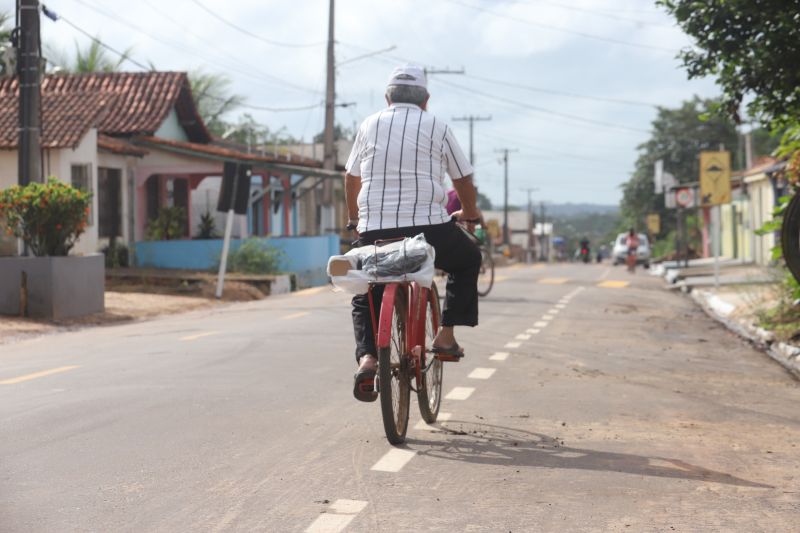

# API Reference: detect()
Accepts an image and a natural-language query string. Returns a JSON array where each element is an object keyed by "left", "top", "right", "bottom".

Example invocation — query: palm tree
[
  {"left": 45, "top": 39, "right": 132, "bottom": 73},
  {"left": 0, "top": 12, "right": 13, "bottom": 77},
  {"left": 189, "top": 69, "right": 245, "bottom": 137}
]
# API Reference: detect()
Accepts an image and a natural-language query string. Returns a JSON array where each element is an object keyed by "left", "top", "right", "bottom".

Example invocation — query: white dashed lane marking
[
  {"left": 555, "top": 303, "right": 566, "bottom": 309},
  {"left": 542, "top": 314, "right": 555, "bottom": 321},
  {"left": 414, "top": 412, "right": 452, "bottom": 430},
  {"left": 371, "top": 448, "right": 417, "bottom": 472},
  {"left": 468, "top": 368, "right": 496, "bottom": 380},
  {"left": 490, "top": 351, "right": 510, "bottom": 361},
  {"left": 533, "top": 321, "right": 548, "bottom": 328},
  {"left": 282, "top": 311, "right": 311, "bottom": 320},
  {"left": 445, "top": 387, "right": 475, "bottom": 400},
  {"left": 526, "top": 328, "right": 540, "bottom": 335},
  {"left": 504, "top": 341, "right": 521, "bottom": 348},
  {"left": 305, "top": 499, "right": 368, "bottom": 533},
  {"left": 548, "top": 308, "right": 560, "bottom": 314},
  {"left": 515, "top": 334, "right": 531, "bottom": 340},
  {"left": 179, "top": 331, "right": 218, "bottom": 341}
]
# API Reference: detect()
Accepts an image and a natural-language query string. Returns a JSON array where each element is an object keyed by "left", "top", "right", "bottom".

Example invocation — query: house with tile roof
[{"left": 0, "top": 71, "right": 343, "bottom": 259}]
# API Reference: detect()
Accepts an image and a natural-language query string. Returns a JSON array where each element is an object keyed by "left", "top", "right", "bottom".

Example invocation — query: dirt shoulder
[{"left": 0, "top": 279, "right": 267, "bottom": 346}]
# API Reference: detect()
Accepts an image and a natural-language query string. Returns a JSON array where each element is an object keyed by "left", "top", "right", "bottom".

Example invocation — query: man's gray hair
[{"left": 386, "top": 84, "right": 429, "bottom": 106}]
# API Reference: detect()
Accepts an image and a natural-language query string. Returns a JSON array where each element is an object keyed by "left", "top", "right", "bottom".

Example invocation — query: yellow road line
[
  {"left": 538, "top": 277, "right": 569, "bottom": 285},
  {"left": 597, "top": 280, "right": 629, "bottom": 289},
  {"left": 494, "top": 275, "right": 510, "bottom": 282},
  {"left": 0, "top": 365, "right": 80, "bottom": 385},
  {"left": 282, "top": 311, "right": 311, "bottom": 320},
  {"left": 180, "top": 331, "right": 218, "bottom": 341},
  {"left": 533, "top": 264, "right": 546, "bottom": 269},
  {"left": 293, "top": 286, "right": 327, "bottom": 297}
]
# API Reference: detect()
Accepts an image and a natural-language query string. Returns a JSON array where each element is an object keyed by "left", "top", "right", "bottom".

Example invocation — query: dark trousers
[{"left": 352, "top": 220, "right": 481, "bottom": 361}]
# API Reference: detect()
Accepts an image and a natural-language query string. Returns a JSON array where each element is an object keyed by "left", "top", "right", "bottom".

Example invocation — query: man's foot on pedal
[
  {"left": 430, "top": 342, "right": 464, "bottom": 361},
  {"left": 353, "top": 355, "right": 378, "bottom": 402}
]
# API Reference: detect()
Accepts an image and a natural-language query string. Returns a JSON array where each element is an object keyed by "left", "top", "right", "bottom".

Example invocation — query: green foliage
[
  {"left": 757, "top": 270, "right": 800, "bottom": 341},
  {"left": 223, "top": 238, "right": 284, "bottom": 274},
  {"left": 620, "top": 97, "right": 740, "bottom": 235},
  {"left": 45, "top": 39, "right": 132, "bottom": 73},
  {"left": 0, "top": 178, "right": 91, "bottom": 256},
  {"left": 145, "top": 207, "right": 186, "bottom": 241},
  {"left": 190, "top": 69, "right": 246, "bottom": 136},
  {"left": 196, "top": 211, "right": 218, "bottom": 240},
  {"left": 659, "top": 1, "right": 800, "bottom": 126},
  {"left": 477, "top": 192, "right": 492, "bottom": 211},
  {"left": 102, "top": 242, "right": 129, "bottom": 268}
]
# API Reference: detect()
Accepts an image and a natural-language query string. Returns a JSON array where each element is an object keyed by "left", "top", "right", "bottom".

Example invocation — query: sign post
[{"left": 699, "top": 151, "right": 732, "bottom": 288}]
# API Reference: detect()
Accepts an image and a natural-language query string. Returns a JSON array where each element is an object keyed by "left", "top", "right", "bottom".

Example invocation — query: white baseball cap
[{"left": 387, "top": 64, "right": 427, "bottom": 89}]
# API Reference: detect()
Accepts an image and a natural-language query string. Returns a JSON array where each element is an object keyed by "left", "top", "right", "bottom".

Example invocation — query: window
[
  {"left": 71, "top": 164, "right": 93, "bottom": 225},
  {"left": 97, "top": 167, "right": 122, "bottom": 238}
]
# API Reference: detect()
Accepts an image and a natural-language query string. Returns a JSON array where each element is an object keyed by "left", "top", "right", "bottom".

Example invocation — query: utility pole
[
  {"left": 322, "top": 0, "right": 335, "bottom": 172},
  {"left": 16, "top": 0, "right": 43, "bottom": 186},
  {"left": 521, "top": 187, "right": 538, "bottom": 263},
  {"left": 539, "top": 201, "right": 547, "bottom": 261},
  {"left": 452, "top": 115, "right": 491, "bottom": 166},
  {"left": 496, "top": 148, "right": 518, "bottom": 246}
]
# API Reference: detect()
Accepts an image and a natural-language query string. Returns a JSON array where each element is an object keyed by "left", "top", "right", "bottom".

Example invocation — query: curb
[{"left": 690, "top": 289, "right": 800, "bottom": 379}]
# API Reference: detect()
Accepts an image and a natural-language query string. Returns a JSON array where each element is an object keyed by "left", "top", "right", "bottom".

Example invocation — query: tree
[
  {"left": 477, "top": 191, "right": 492, "bottom": 211},
  {"left": 190, "top": 69, "right": 245, "bottom": 137},
  {"left": 0, "top": 12, "right": 12, "bottom": 76},
  {"left": 314, "top": 123, "right": 353, "bottom": 143},
  {"left": 620, "top": 97, "right": 740, "bottom": 233},
  {"left": 659, "top": 1, "right": 800, "bottom": 125},
  {"left": 45, "top": 39, "right": 132, "bottom": 73}
]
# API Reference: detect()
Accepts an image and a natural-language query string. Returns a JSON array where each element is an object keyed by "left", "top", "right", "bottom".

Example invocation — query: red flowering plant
[{"left": 0, "top": 178, "right": 91, "bottom": 256}]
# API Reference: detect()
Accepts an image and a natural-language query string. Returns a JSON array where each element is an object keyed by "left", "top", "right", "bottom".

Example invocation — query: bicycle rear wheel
[
  {"left": 417, "top": 284, "right": 442, "bottom": 424},
  {"left": 477, "top": 247, "right": 495, "bottom": 297},
  {"left": 782, "top": 192, "right": 800, "bottom": 284},
  {"left": 378, "top": 288, "right": 411, "bottom": 444}
]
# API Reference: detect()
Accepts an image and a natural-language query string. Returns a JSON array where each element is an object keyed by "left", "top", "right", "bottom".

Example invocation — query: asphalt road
[{"left": 1, "top": 262, "right": 799, "bottom": 532}]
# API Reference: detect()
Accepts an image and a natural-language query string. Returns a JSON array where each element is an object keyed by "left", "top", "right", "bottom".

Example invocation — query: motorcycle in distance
[{"left": 579, "top": 238, "right": 591, "bottom": 264}]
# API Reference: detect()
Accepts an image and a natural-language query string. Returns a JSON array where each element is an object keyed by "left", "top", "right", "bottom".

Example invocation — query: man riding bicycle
[{"left": 344, "top": 64, "right": 482, "bottom": 402}]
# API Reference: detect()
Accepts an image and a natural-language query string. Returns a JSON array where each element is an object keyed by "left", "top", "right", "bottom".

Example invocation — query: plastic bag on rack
[{"left": 327, "top": 233, "right": 436, "bottom": 294}]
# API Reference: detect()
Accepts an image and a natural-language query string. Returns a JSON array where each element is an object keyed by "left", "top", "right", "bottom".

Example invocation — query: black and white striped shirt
[{"left": 345, "top": 103, "right": 474, "bottom": 233}]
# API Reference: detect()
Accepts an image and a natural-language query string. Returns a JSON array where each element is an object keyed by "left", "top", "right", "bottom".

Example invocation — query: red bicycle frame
[{"left": 368, "top": 281, "right": 437, "bottom": 387}]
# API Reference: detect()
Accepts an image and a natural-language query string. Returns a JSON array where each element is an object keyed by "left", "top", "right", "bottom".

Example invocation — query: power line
[
  {"left": 518, "top": 0, "right": 673, "bottom": 28},
  {"left": 187, "top": 0, "right": 325, "bottom": 49},
  {"left": 444, "top": 0, "right": 677, "bottom": 53},
  {"left": 205, "top": 94, "right": 323, "bottom": 113},
  {"left": 41, "top": 4, "right": 150, "bottom": 70},
  {"left": 67, "top": 0, "right": 321, "bottom": 95},
  {"left": 434, "top": 77, "right": 650, "bottom": 134},
  {"left": 464, "top": 73, "right": 658, "bottom": 108}
]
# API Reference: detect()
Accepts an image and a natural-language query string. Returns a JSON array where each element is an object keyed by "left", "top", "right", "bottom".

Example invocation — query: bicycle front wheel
[
  {"left": 782, "top": 192, "right": 800, "bottom": 284},
  {"left": 477, "top": 247, "right": 495, "bottom": 297},
  {"left": 418, "top": 284, "right": 443, "bottom": 424},
  {"left": 378, "top": 288, "right": 411, "bottom": 444}
]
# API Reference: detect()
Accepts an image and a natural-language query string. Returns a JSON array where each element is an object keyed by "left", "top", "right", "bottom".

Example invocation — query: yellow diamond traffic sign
[{"left": 699, "top": 151, "right": 731, "bottom": 206}]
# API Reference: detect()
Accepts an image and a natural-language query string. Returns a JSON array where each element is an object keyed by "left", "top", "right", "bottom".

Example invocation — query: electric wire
[
  {"left": 41, "top": 6, "right": 150, "bottom": 71},
  {"left": 444, "top": 0, "right": 677, "bottom": 53},
  {"left": 433, "top": 77, "right": 650, "bottom": 134},
  {"left": 187, "top": 0, "right": 325, "bottom": 49},
  {"left": 517, "top": 0, "right": 673, "bottom": 28},
  {"left": 67, "top": 0, "right": 321, "bottom": 95}
]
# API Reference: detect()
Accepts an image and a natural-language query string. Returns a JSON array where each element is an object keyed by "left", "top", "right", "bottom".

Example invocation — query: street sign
[
  {"left": 699, "top": 151, "right": 731, "bottom": 206},
  {"left": 675, "top": 187, "right": 694, "bottom": 208},
  {"left": 646, "top": 213, "right": 661, "bottom": 234}
]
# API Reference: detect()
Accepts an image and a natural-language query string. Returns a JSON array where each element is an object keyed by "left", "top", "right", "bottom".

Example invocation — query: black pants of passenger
[{"left": 351, "top": 220, "right": 482, "bottom": 361}]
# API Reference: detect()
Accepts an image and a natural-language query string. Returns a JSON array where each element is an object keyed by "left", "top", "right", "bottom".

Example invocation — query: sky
[{"left": 4, "top": 0, "right": 721, "bottom": 208}]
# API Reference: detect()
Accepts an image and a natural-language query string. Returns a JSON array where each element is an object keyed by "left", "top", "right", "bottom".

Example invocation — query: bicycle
[
  {"left": 476, "top": 242, "right": 495, "bottom": 297},
  {"left": 367, "top": 276, "right": 450, "bottom": 444}
]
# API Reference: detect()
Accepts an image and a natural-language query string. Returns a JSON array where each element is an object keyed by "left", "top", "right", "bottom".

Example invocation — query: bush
[
  {"left": 102, "top": 241, "right": 129, "bottom": 268},
  {"left": 223, "top": 238, "right": 284, "bottom": 274},
  {"left": 0, "top": 178, "right": 91, "bottom": 256},
  {"left": 196, "top": 211, "right": 218, "bottom": 239},
  {"left": 146, "top": 207, "right": 186, "bottom": 241}
]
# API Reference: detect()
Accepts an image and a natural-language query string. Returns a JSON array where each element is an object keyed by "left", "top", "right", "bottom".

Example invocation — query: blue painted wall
[{"left": 133, "top": 235, "right": 340, "bottom": 287}]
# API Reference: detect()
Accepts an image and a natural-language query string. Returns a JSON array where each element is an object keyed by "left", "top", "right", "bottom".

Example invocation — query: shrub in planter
[
  {"left": 0, "top": 178, "right": 90, "bottom": 256},
  {"left": 101, "top": 241, "right": 130, "bottom": 268},
  {"left": 196, "top": 211, "right": 218, "bottom": 239},
  {"left": 221, "top": 238, "right": 284, "bottom": 274},
  {"left": 146, "top": 206, "right": 186, "bottom": 241}
]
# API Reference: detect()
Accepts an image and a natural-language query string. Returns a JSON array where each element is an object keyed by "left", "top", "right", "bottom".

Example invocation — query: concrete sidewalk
[{"left": 653, "top": 260, "right": 800, "bottom": 378}]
